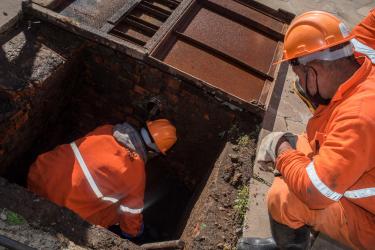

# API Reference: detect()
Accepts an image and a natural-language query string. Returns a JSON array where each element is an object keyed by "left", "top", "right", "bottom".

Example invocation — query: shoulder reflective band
[
  {"left": 70, "top": 142, "right": 104, "bottom": 199},
  {"left": 351, "top": 38, "right": 375, "bottom": 63},
  {"left": 306, "top": 162, "right": 343, "bottom": 201},
  {"left": 70, "top": 142, "right": 144, "bottom": 214},
  {"left": 70, "top": 142, "right": 119, "bottom": 203}
]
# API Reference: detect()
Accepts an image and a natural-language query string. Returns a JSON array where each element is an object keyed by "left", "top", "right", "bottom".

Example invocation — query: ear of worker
[{"left": 256, "top": 132, "right": 297, "bottom": 171}]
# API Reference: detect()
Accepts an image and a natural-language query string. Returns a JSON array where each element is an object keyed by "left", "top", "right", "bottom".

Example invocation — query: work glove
[{"left": 256, "top": 132, "right": 297, "bottom": 173}]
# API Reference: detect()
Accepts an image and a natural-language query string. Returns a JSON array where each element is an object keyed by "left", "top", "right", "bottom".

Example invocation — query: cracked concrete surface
[{"left": 243, "top": 0, "right": 375, "bottom": 248}]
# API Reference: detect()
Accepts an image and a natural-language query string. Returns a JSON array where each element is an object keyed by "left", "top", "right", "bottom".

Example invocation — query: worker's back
[{"left": 28, "top": 125, "right": 145, "bottom": 233}]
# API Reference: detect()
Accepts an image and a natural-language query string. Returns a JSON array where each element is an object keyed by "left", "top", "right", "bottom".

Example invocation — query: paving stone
[
  {"left": 260, "top": 0, "right": 375, "bottom": 27},
  {"left": 357, "top": 5, "right": 374, "bottom": 17},
  {"left": 0, "top": 0, "right": 22, "bottom": 34},
  {"left": 243, "top": 179, "right": 272, "bottom": 238}
]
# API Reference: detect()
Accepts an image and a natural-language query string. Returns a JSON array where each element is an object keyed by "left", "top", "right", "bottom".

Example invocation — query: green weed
[
  {"left": 234, "top": 185, "right": 249, "bottom": 223},
  {"left": 4, "top": 209, "right": 26, "bottom": 225}
]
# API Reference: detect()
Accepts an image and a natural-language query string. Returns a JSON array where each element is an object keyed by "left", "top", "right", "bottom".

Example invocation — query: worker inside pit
[
  {"left": 27, "top": 119, "right": 177, "bottom": 240},
  {"left": 238, "top": 9, "right": 375, "bottom": 250}
]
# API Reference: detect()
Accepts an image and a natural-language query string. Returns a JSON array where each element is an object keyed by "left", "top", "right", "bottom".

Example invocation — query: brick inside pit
[{"left": 0, "top": 19, "right": 260, "bottom": 248}]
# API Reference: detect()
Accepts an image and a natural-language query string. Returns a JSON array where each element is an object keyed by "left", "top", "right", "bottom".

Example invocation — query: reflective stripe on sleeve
[
  {"left": 306, "top": 162, "right": 343, "bottom": 201},
  {"left": 70, "top": 142, "right": 121, "bottom": 204},
  {"left": 119, "top": 205, "right": 143, "bottom": 214},
  {"left": 344, "top": 188, "right": 375, "bottom": 199}
]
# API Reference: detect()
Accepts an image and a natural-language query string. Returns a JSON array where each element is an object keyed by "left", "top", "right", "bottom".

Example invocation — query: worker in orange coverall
[
  {"left": 28, "top": 119, "right": 177, "bottom": 239},
  {"left": 238, "top": 10, "right": 375, "bottom": 250}
]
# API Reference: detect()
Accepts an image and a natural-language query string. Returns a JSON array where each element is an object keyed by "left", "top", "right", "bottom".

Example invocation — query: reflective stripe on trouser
[
  {"left": 306, "top": 161, "right": 375, "bottom": 201},
  {"left": 70, "top": 142, "right": 143, "bottom": 214},
  {"left": 267, "top": 177, "right": 356, "bottom": 249}
]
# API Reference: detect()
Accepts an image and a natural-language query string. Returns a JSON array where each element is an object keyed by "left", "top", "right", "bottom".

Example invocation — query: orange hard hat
[
  {"left": 282, "top": 11, "right": 355, "bottom": 62},
  {"left": 146, "top": 119, "right": 177, "bottom": 154}
]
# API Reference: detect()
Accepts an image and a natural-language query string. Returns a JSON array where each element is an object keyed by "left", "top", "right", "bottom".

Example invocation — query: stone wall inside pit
[
  {"left": 62, "top": 43, "right": 260, "bottom": 239},
  {"left": 67, "top": 44, "right": 255, "bottom": 191},
  {"left": 0, "top": 21, "right": 84, "bottom": 182}
]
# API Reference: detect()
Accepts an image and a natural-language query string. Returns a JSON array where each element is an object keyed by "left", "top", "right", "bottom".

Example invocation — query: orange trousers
[{"left": 267, "top": 177, "right": 356, "bottom": 249}]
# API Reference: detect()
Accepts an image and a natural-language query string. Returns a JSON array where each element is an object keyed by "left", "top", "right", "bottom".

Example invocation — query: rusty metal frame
[
  {"left": 25, "top": 0, "right": 293, "bottom": 115},
  {"left": 148, "top": 0, "right": 293, "bottom": 113},
  {"left": 24, "top": 3, "right": 147, "bottom": 59}
]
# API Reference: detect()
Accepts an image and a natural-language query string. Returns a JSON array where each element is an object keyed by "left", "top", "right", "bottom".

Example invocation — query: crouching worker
[
  {"left": 238, "top": 11, "right": 375, "bottom": 250},
  {"left": 27, "top": 119, "right": 177, "bottom": 239}
]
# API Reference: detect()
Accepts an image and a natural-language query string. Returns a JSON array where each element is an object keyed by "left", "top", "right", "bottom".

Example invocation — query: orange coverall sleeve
[
  {"left": 119, "top": 179, "right": 145, "bottom": 237},
  {"left": 276, "top": 112, "right": 372, "bottom": 209}
]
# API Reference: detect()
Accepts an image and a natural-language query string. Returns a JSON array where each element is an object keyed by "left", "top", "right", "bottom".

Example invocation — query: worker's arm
[
  {"left": 276, "top": 112, "right": 372, "bottom": 209},
  {"left": 119, "top": 182, "right": 145, "bottom": 238}
]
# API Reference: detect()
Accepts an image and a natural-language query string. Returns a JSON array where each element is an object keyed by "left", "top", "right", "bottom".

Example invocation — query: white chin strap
[
  {"left": 298, "top": 43, "right": 354, "bottom": 65},
  {"left": 140, "top": 128, "right": 160, "bottom": 153}
]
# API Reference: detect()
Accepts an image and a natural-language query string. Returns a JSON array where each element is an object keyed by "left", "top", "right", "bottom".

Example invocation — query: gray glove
[{"left": 256, "top": 132, "right": 297, "bottom": 172}]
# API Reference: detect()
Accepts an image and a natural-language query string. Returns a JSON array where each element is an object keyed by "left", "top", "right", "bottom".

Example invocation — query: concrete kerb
[{"left": 0, "top": 0, "right": 23, "bottom": 34}]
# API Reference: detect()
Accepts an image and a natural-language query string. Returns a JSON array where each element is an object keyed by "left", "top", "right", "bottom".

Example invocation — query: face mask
[{"left": 295, "top": 65, "right": 331, "bottom": 111}]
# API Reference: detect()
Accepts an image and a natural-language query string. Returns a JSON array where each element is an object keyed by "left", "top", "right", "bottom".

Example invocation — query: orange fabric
[
  {"left": 268, "top": 177, "right": 356, "bottom": 249},
  {"left": 351, "top": 8, "right": 375, "bottom": 50},
  {"left": 275, "top": 57, "right": 375, "bottom": 249},
  {"left": 28, "top": 125, "right": 145, "bottom": 237}
]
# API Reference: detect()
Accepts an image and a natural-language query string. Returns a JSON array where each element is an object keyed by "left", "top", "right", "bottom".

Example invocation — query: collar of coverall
[{"left": 113, "top": 122, "right": 148, "bottom": 163}]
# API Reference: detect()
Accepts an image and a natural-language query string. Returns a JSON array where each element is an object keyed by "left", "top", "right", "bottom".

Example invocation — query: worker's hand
[{"left": 256, "top": 132, "right": 297, "bottom": 172}]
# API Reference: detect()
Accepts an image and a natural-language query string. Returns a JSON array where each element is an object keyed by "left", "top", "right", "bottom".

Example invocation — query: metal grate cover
[
  {"left": 151, "top": 0, "right": 291, "bottom": 108},
  {"left": 109, "top": 0, "right": 182, "bottom": 46}
]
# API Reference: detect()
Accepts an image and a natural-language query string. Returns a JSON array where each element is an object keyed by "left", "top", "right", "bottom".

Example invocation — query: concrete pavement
[{"left": 0, "top": 0, "right": 22, "bottom": 34}]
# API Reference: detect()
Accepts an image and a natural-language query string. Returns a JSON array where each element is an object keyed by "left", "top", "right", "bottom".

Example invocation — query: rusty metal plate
[
  {"left": 164, "top": 39, "right": 265, "bottom": 102},
  {"left": 109, "top": 0, "right": 182, "bottom": 46},
  {"left": 182, "top": 7, "right": 278, "bottom": 75},
  {"left": 151, "top": 0, "right": 290, "bottom": 108}
]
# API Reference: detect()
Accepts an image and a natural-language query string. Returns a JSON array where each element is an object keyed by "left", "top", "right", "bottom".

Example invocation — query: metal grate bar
[
  {"left": 111, "top": 29, "right": 147, "bottom": 46},
  {"left": 138, "top": 3, "right": 169, "bottom": 20},
  {"left": 125, "top": 17, "right": 157, "bottom": 36},
  {"left": 144, "top": 0, "right": 179, "bottom": 9},
  {"left": 174, "top": 31, "right": 274, "bottom": 81},
  {"left": 128, "top": 15, "right": 160, "bottom": 30},
  {"left": 141, "top": 1, "right": 172, "bottom": 16}
]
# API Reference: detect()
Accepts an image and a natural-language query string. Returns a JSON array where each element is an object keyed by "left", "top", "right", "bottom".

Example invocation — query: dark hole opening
[{"left": 1, "top": 41, "right": 235, "bottom": 245}]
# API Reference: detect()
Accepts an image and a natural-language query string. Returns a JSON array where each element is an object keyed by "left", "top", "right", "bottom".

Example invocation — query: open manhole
[
  {"left": 0, "top": 0, "right": 293, "bottom": 248},
  {"left": 1, "top": 26, "right": 259, "bottom": 248}
]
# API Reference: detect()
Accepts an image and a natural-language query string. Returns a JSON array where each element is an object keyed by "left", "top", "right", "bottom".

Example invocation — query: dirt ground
[
  {"left": 181, "top": 120, "right": 259, "bottom": 249},
  {"left": 0, "top": 177, "right": 140, "bottom": 249},
  {"left": 0, "top": 208, "right": 86, "bottom": 250}
]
